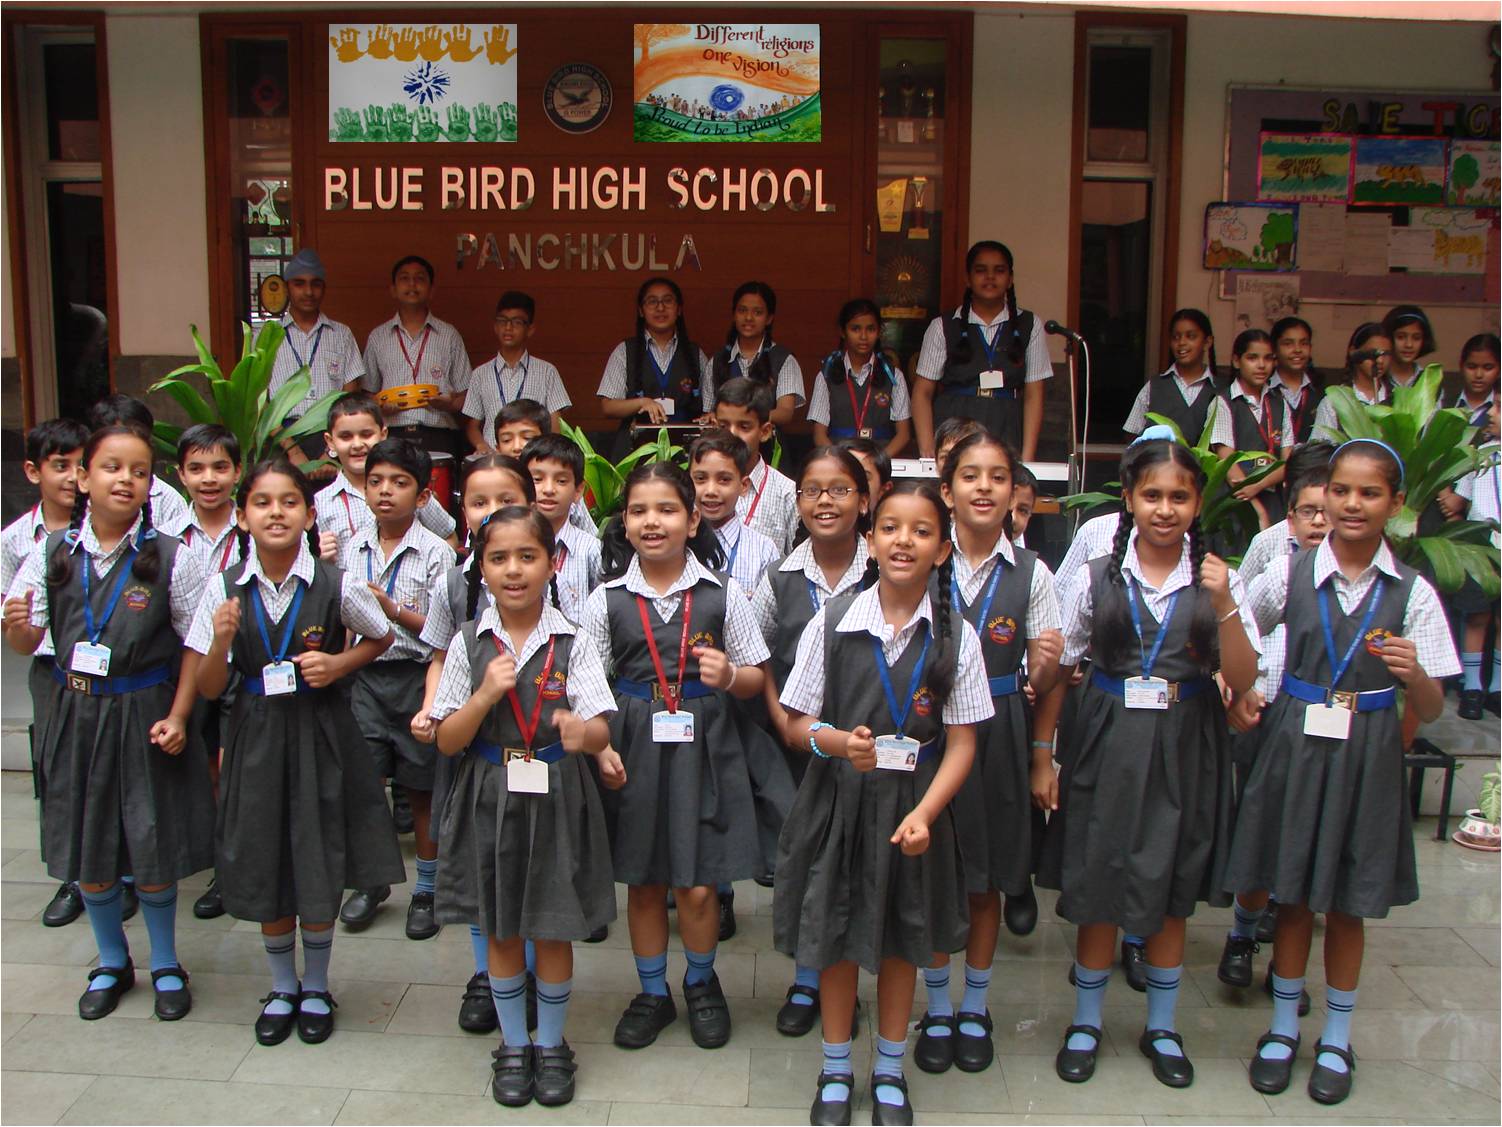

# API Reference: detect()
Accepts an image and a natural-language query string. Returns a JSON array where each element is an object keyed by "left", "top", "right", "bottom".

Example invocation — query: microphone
[
  {"left": 1349, "top": 348, "right": 1389, "bottom": 363},
  {"left": 1045, "top": 320, "right": 1084, "bottom": 343}
]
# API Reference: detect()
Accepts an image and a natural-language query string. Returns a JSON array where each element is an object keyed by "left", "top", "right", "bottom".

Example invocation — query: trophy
[
  {"left": 908, "top": 176, "right": 930, "bottom": 239},
  {"left": 897, "top": 60, "right": 916, "bottom": 118},
  {"left": 922, "top": 87, "right": 937, "bottom": 141}
]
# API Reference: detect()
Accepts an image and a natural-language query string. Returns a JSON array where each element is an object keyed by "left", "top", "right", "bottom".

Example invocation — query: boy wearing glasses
[{"left": 464, "top": 291, "right": 571, "bottom": 450}]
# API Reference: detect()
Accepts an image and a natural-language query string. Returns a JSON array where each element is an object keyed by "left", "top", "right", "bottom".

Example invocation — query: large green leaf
[
  {"left": 275, "top": 390, "right": 343, "bottom": 444},
  {"left": 155, "top": 362, "right": 219, "bottom": 386},
  {"left": 1416, "top": 535, "right": 1472, "bottom": 592},
  {"left": 253, "top": 374, "right": 313, "bottom": 456},
  {"left": 244, "top": 321, "right": 282, "bottom": 411},
  {"left": 152, "top": 378, "right": 216, "bottom": 425},
  {"left": 1324, "top": 387, "right": 1382, "bottom": 440},
  {"left": 151, "top": 421, "right": 183, "bottom": 461},
  {"left": 188, "top": 323, "right": 219, "bottom": 377}
]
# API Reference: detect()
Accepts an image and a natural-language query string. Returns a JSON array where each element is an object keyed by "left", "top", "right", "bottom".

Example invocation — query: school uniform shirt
[
  {"left": 3, "top": 506, "right": 62, "bottom": 656},
  {"left": 700, "top": 343, "right": 806, "bottom": 412},
  {"left": 553, "top": 520, "right": 604, "bottom": 624},
  {"left": 951, "top": 530, "right": 1063, "bottom": 640},
  {"left": 1245, "top": 527, "right": 1300, "bottom": 702},
  {"left": 915, "top": 305, "right": 1053, "bottom": 385},
  {"left": 1052, "top": 512, "right": 1121, "bottom": 611},
  {"left": 361, "top": 313, "right": 471, "bottom": 430},
  {"left": 314, "top": 472, "right": 456, "bottom": 560},
  {"left": 1455, "top": 458, "right": 1501, "bottom": 528},
  {"left": 1275, "top": 372, "right": 1320, "bottom": 442},
  {"left": 1058, "top": 527, "right": 1259, "bottom": 668},
  {"left": 805, "top": 355, "right": 913, "bottom": 430},
  {"left": 570, "top": 498, "right": 599, "bottom": 538},
  {"left": 462, "top": 352, "right": 572, "bottom": 444},
  {"left": 1219, "top": 381, "right": 1289, "bottom": 454},
  {"left": 428, "top": 603, "right": 616, "bottom": 725},
  {"left": 148, "top": 477, "right": 191, "bottom": 530},
  {"left": 578, "top": 553, "right": 769, "bottom": 674},
  {"left": 160, "top": 506, "right": 243, "bottom": 576},
  {"left": 1313, "top": 382, "right": 1389, "bottom": 442},
  {"left": 595, "top": 334, "right": 712, "bottom": 400},
  {"left": 418, "top": 553, "right": 484, "bottom": 652},
  {"left": 780, "top": 585, "right": 994, "bottom": 727},
  {"left": 1245, "top": 538, "right": 1460, "bottom": 682},
  {"left": 751, "top": 538, "right": 870, "bottom": 644},
  {"left": 712, "top": 519, "right": 779, "bottom": 597},
  {"left": 185, "top": 540, "right": 391, "bottom": 658},
  {"left": 1124, "top": 366, "right": 1235, "bottom": 447},
  {"left": 1454, "top": 390, "right": 1496, "bottom": 429},
  {"left": 340, "top": 519, "right": 456, "bottom": 661},
  {"left": 735, "top": 458, "right": 800, "bottom": 554},
  {"left": 256, "top": 314, "right": 366, "bottom": 417},
  {"left": 1239, "top": 520, "right": 1292, "bottom": 586}
]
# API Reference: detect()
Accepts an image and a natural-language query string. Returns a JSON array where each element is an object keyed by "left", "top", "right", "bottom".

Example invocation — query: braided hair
[
  {"left": 233, "top": 457, "right": 322, "bottom": 565},
  {"left": 940, "top": 429, "right": 1020, "bottom": 545},
  {"left": 47, "top": 425, "right": 162, "bottom": 590},
  {"left": 1094, "top": 438, "right": 1216, "bottom": 675},
  {"left": 859, "top": 479, "right": 959, "bottom": 712},
  {"left": 824, "top": 299, "right": 894, "bottom": 390},
  {"left": 947, "top": 241, "right": 1027, "bottom": 369},
  {"left": 600, "top": 461, "right": 725, "bottom": 580},
  {"left": 716, "top": 281, "right": 779, "bottom": 398},
  {"left": 465, "top": 505, "right": 561, "bottom": 621},
  {"left": 790, "top": 445, "right": 872, "bottom": 547}
]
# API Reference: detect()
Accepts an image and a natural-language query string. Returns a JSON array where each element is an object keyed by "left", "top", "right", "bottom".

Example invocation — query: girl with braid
[
  {"left": 188, "top": 458, "right": 403, "bottom": 1046},
  {"left": 1034, "top": 432, "right": 1259, "bottom": 1090},
  {"left": 807, "top": 299, "right": 913, "bottom": 457},
  {"left": 775, "top": 479, "right": 994, "bottom": 1126},
  {"left": 4, "top": 424, "right": 215, "bottom": 1022}
]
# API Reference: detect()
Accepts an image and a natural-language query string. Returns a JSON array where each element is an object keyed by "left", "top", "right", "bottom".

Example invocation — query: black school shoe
[
  {"left": 913, "top": 1013, "right": 956, "bottom": 1073},
  {"left": 1307, "top": 1039, "right": 1355, "bottom": 1104},
  {"left": 1217, "top": 934, "right": 1259, "bottom": 988},
  {"left": 1262, "top": 966, "right": 1312, "bottom": 1016},
  {"left": 1138, "top": 1028, "right": 1194, "bottom": 1088},
  {"left": 613, "top": 990, "right": 677, "bottom": 1048},
  {"left": 152, "top": 966, "right": 193, "bottom": 1021},
  {"left": 1256, "top": 904, "right": 1279, "bottom": 944},
  {"left": 1120, "top": 937, "right": 1148, "bottom": 993},
  {"left": 120, "top": 883, "right": 139, "bottom": 922},
  {"left": 491, "top": 1042, "right": 534, "bottom": 1107},
  {"left": 405, "top": 891, "right": 440, "bottom": 940},
  {"left": 583, "top": 924, "right": 608, "bottom": 943},
  {"left": 1459, "top": 689, "right": 1486, "bottom": 720},
  {"left": 1004, "top": 883, "right": 1039, "bottom": 936},
  {"left": 339, "top": 886, "right": 390, "bottom": 929},
  {"left": 193, "top": 878, "right": 225, "bottom": 920},
  {"left": 869, "top": 1072, "right": 914, "bottom": 1127},
  {"left": 43, "top": 882, "right": 83, "bottom": 927},
  {"left": 683, "top": 973, "right": 732, "bottom": 1048},
  {"left": 1055, "top": 1024, "right": 1101, "bottom": 1083},
  {"left": 255, "top": 990, "right": 301, "bottom": 1046},
  {"left": 1248, "top": 1031, "right": 1300, "bottom": 1094},
  {"left": 776, "top": 984, "right": 820, "bottom": 1037},
  {"left": 718, "top": 889, "right": 737, "bottom": 941},
  {"left": 297, "top": 991, "right": 337, "bottom": 1043},
  {"left": 532, "top": 1040, "right": 578, "bottom": 1106},
  {"left": 954, "top": 1010, "right": 995, "bottom": 1072},
  {"left": 809, "top": 1071, "right": 854, "bottom": 1126},
  {"left": 78, "top": 962, "right": 135, "bottom": 1020},
  {"left": 459, "top": 972, "right": 498, "bottom": 1033}
]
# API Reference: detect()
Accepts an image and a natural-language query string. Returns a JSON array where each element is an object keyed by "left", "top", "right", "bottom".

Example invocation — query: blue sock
[
  {"left": 525, "top": 940, "right": 537, "bottom": 976},
  {"left": 469, "top": 926, "right": 489, "bottom": 977},
  {"left": 873, "top": 1036, "right": 907, "bottom": 1106},
  {"left": 490, "top": 970, "right": 530, "bottom": 1046},
  {"left": 790, "top": 963, "right": 820, "bottom": 1005},
  {"left": 1491, "top": 653, "right": 1501, "bottom": 694},
  {"left": 534, "top": 977, "right": 571, "bottom": 1048},
  {"left": 635, "top": 952, "right": 668, "bottom": 997},
  {"left": 300, "top": 926, "right": 333, "bottom": 1014},
  {"left": 958, "top": 964, "right": 992, "bottom": 1035},
  {"left": 1123, "top": 933, "right": 1145, "bottom": 948},
  {"left": 820, "top": 1039, "right": 853, "bottom": 1101},
  {"left": 1462, "top": 652, "right": 1484, "bottom": 691},
  {"left": 923, "top": 964, "right": 953, "bottom": 1025},
  {"left": 1319, "top": 985, "right": 1357, "bottom": 1074},
  {"left": 414, "top": 856, "right": 437, "bottom": 896},
  {"left": 1261, "top": 972, "right": 1305, "bottom": 1061},
  {"left": 81, "top": 885, "right": 130, "bottom": 990},
  {"left": 684, "top": 945, "right": 716, "bottom": 987},
  {"left": 136, "top": 884, "right": 183, "bottom": 991},
  {"left": 1145, "top": 964, "right": 1184, "bottom": 1057},
  {"left": 1068, "top": 963, "right": 1109, "bottom": 1050},
  {"left": 1231, "top": 896, "right": 1265, "bottom": 940},
  {"left": 262, "top": 932, "right": 297, "bottom": 1015}
]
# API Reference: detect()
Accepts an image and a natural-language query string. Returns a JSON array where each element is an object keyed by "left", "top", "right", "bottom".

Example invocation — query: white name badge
[
  {"left": 652, "top": 709, "right": 695, "bottom": 743},
  {"left": 978, "top": 369, "right": 1006, "bottom": 391},
  {"left": 875, "top": 734, "right": 921, "bottom": 772},
  {"left": 506, "top": 755, "right": 550, "bottom": 794},
  {"left": 261, "top": 660, "right": 297, "bottom": 696},
  {"left": 1303, "top": 702, "right": 1352, "bottom": 740},
  {"left": 71, "top": 642, "right": 111, "bottom": 676},
  {"left": 1123, "top": 676, "right": 1170, "bottom": 710},
  {"left": 655, "top": 398, "right": 677, "bottom": 419}
]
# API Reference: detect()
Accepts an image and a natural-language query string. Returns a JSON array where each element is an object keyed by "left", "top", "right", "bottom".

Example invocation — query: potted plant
[
  {"left": 1454, "top": 765, "right": 1501, "bottom": 852},
  {"left": 558, "top": 420, "right": 688, "bottom": 525}
]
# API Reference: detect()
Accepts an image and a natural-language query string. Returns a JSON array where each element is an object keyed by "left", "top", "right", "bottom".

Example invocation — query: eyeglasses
[
  {"left": 796, "top": 484, "right": 857, "bottom": 500},
  {"left": 641, "top": 296, "right": 678, "bottom": 309},
  {"left": 494, "top": 316, "right": 531, "bottom": 329},
  {"left": 1292, "top": 505, "right": 1327, "bottom": 522}
]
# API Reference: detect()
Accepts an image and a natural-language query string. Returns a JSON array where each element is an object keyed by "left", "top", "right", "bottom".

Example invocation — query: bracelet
[
  {"left": 726, "top": 661, "right": 738, "bottom": 690},
  {"left": 1031, "top": 739, "right": 1053, "bottom": 749},
  {"left": 1218, "top": 605, "right": 1241, "bottom": 623},
  {"left": 808, "top": 720, "right": 832, "bottom": 759}
]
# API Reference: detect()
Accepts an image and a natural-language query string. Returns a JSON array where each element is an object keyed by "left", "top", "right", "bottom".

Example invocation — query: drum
[{"left": 428, "top": 450, "right": 455, "bottom": 513}]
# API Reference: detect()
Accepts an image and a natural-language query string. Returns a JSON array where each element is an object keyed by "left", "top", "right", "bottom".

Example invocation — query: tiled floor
[{"left": 2, "top": 770, "right": 1497, "bottom": 1127}]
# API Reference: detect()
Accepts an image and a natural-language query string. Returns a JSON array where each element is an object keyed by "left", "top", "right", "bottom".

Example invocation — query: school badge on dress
[
  {"left": 986, "top": 615, "right": 1017, "bottom": 645},
  {"left": 123, "top": 586, "right": 152, "bottom": 612},
  {"left": 300, "top": 625, "right": 327, "bottom": 651}
]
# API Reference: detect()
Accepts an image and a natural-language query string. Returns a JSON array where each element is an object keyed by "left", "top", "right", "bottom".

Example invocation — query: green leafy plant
[
  {"left": 1322, "top": 363, "right": 1499, "bottom": 595},
  {"left": 558, "top": 421, "right": 688, "bottom": 523},
  {"left": 148, "top": 323, "right": 343, "bottom": 480},
  {"left": 1479, "top": 767, "right": 1501, "bottom": 824}
]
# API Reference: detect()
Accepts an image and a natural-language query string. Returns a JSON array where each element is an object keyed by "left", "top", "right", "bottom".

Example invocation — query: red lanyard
[
  {"left": 30, "top": 504, "right": 44, "bottom": 543},
  {"left": 637, "top": 589, "right": 692, "bottom": 712},
  {"left": 1287, "top": 383, "right": 1308, "bottom": 440},
  {"left": 341, "top": 492, "right": 357, "bottom": 534},
  {"left": 495, "top": 634, "right": 556, "bottom": 755},
  {"left": 1248, "top": 390, "right": 1279, "bottom": 452},
  {"left": 844, "top": 368, "right": 876, "bottom": 434},
  {"left": 743, "top": 464, "right": 769, "bottom": 525},
  {"left": 554, "top": 542, "right": 569, "bottom": 573},
  {"left": 395, "top": 324, "right": 432, "bottom": 383},
  {"left": 184, "top": 526, "right": 235, "bottom": 572}
]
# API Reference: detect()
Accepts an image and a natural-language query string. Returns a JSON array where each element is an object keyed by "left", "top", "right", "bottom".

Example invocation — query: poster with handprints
[
  {"left": 1202, "top": 202, "right": 1297, "bottom": 271},
  {"left": 633, "top": 24, "right": 820, "bottom": 141},
  {"left": 1447, "top": 141, "right": 1501, "bottom": 207},
  {"left": 1256, "top": 133, "right": 1353, "bottom": 203},
  {"left": 1351, "top": 136, "right": 1447, "bottom": 206},
  {"left": 328, "top": 24, "right": 518, "bottom": 142}
]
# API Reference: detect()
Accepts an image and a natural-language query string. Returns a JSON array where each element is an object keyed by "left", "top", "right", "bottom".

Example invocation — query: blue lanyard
[
  {"left": 976, "top": 322, "right": 1001, "bottom": 370},
  {"left": 494, "top": 359, "right": 528, "bottom": 406},
  {"left": 1318, "top": 577, "right": 1384, "bottom": 696},
  {"left": 285, "top": 324, "right": 325, "bottom": 370},
  {"left": 251, "top": 580, "right": 305, "bottom": 664},
  {"left": 805, "top": 577, "right": 822, "bottom": 612},
  {"left": 647, "top": 345, "right": 674, "bottom": 397},
  {"left": 871, "top": 627, "right": 932, "bottom": 738},
  {"left": 365, "top": 545, "right": 404, "bottom": 596},
  {"left": 80, "top": 549, "right": 138, "bottom": 644},
  {"left": 951, "top": 555, "right": 1005, "bottom": 631},
  {"left": 1125, "top": 578, "right": 1179, "bottom": 680},
  {"left": 724, "top": 530, "right": 742, "bottom": 579}
]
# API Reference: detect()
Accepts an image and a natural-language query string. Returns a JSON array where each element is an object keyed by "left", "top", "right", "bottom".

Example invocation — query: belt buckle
[
  {"left": 975, "top": 387, "right": 994, "bottom": 399},
  {"left": 67, "top": 673, "right": 93, "bottom": 694},
  {"left": 651, "top": 682, "right": 677, "bottom": 702},
  {"left": 503, "top": 748, "right": 529, "bottom": 763},
  {"left": 1162, "top": 682, "right": 1181, "bottom": 704},
  {"left": 1331, "top": 690, "right": 1357, "bottom": 711}
]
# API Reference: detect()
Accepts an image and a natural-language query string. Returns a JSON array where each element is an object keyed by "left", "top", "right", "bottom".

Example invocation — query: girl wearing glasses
[{"left": 595, "top": 277, "right": 712, "bottom": 430}]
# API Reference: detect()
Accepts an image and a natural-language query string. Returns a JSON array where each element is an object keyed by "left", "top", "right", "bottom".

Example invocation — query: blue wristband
[{"left": 808, "top": 720, "right": 832, "bottom": 759}]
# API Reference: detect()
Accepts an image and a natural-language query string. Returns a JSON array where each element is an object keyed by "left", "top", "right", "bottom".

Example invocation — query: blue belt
[
  {"left": 911, "top": 738, "right": 941, "bottom": 765},
  {"left": 471, "top": 740, "right": 565, "bottom": 765},
  {"left": 614, "top": 677, "right": 715, "bottom": 702},
  {"left": 940, "top": 385, "right": 1016, "bottom": 400},
  {"left": 1091, "top": 669, "right": 1212, "bottom": 703},
  {"left": 828, "top": 425, "right": 894, "bottom": 439},
  {"left": 988, "top": 672, "right": 1020, "bottom": 697},
  {"left": 1280, "top": 674, "right": 1396, "bottom": 713},
  {"left": 242, "top": 673, "right": 307, "bottom": 696},
  {"left": 54, "top": 663, "right": 171, "bottom": 696}
]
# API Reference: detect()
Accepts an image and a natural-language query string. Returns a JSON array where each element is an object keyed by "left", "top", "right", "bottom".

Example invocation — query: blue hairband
[
  {"left": 1332, "top": 438, "right": 1405, "bottom": 489},
  {"left": 1389, "top": 310, "right": 1430, "bottom": 327},
  {"left": 1129, "top": 424, "right": 1179, "bottom": 447}
]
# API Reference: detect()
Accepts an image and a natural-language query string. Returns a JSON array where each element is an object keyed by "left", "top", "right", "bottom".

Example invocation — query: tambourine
[{"left": 376, "top": 383, "right": 440, "bottom": 411}]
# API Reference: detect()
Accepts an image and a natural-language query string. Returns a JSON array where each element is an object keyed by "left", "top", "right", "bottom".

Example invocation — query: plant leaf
[
  {"left": 188, "top": 323, "right": 219, "bottom": 376},
  {"left": 153, "top": 378, "right": 216, "bottom": 425},
  {"left": 151, "top": 421, "right": 183, "bottom": 461}
]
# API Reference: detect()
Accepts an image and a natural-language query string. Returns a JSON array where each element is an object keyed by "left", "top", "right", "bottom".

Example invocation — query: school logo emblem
[
  {"left": 300, "top": 625, "right": 327, "bottom": 651},
  {"left": 874, "top": 391, "right": 892, "bottom": 408},
  {"left": 987, "top": 615, "right": 1018, "bottom": 646},
  {"left": 911, "top": 687, "right": 934, "bottom": 717},
  {"left": 688, "top": 630, "right": 717, "bottom": 650},
  {"left": 123, "top": 586, "right": 151, "bottom": 611},
  {"left": 327, "top": 358, "right": 343, "bottom": 376},
  {"left": 537, "top": 669, "right": 568, "bottom": 700},
  {"left": 1364, "top": 627, "right": 1393, "bottom": 657}
]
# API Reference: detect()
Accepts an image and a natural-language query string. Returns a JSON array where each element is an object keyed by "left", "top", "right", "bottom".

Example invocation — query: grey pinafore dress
[
  {"left": 435, "top": 624, "right": 616, "bottom": 940},
  {"left": 40, "top": 531, "right": 215, "bottom": 885},
  {"left": 1036, "top": 557, "right": 1234, "bottom": 933},
  {"left": 216, "top": 559, "right": 405, "bottom": 921},
  {"left": 1223, "top": 550, "right": 1420, "bottom": 918},
  {"left": 773, "top": 595, "right": 969, "bottom": 973}
]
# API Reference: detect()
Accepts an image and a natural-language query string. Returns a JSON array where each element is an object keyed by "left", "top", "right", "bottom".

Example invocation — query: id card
[
  {"left": 261, "top": 660, "right": 297, "bottom": 696},
  {"left": 655, "top": 398, "right": 677, "bottom": 419},
  {"left": 71, "top": 642, "right": 111, "bottom": 676},
  {"left": 874, "top": 734, "right": 921, "bottom": 772},
  {"left": 978, "top": 369, "right": 1006, "bottom": 391},
  {"left": 1303, "top": 702, "right": 1352, "bottom": 740},
  {"left": 506, "top": 755, "right": 550, "bottom": 794},
  {"left": 652, "top": 709, "right": 695, "bottom": 743},
  {"left": 1123, "top": 676, "right": 1170, "bottom": 710}
]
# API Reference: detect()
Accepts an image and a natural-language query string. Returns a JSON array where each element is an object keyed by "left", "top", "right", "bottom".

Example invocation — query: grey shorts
[{"left": 350, "top": 659, "right": 435, "bottom": 791}]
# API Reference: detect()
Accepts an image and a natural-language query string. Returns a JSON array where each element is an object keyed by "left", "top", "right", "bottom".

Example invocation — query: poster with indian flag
[{"left": 633, "top": 24, "right": 820, "bottom": 142}]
